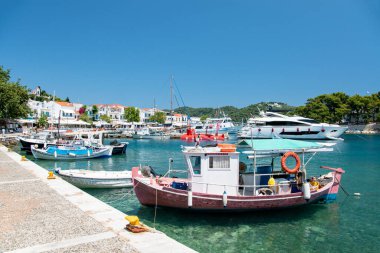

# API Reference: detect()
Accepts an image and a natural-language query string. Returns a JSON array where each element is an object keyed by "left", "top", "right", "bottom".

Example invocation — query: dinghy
[{"left": 55, "top": 168, "right": 133, "bottom": 188}]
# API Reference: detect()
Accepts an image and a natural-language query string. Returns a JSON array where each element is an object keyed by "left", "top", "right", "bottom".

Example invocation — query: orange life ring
[{"left": 281, "top": 151, "right": 301, "bottom": 174}]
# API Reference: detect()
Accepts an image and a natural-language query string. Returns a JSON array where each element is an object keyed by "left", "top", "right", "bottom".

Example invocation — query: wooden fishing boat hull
[
  {"left": 56, "top": 169, "right": 132, "bottom": 188},
  {"left": 133, "top": 177, "right": 339, "bottom": 211},
  {"left": 31, "top": 146, "right": 112, "bottom": 160},
  {"left": 19, "top": 137, "right": 55, "bottom": 152}
]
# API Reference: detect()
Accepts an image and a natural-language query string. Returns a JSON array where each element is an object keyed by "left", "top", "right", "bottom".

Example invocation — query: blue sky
[{"left": 1, "top": 0, "right": 379, "bottom": 109}]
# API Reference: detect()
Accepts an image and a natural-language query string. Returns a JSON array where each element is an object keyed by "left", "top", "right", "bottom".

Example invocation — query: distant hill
[{"left": 174, "top": 102, "right": 296, "bottom": 122}]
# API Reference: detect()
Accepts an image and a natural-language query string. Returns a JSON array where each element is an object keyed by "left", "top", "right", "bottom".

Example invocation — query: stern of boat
[{"left": 320, "top": 167, "right": 346, "bottom": 202}]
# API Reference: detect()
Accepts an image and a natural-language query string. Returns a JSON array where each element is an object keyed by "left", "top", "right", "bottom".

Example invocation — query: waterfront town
[{"left": 2, "top": 1, "right": 380, "bottom": 252}]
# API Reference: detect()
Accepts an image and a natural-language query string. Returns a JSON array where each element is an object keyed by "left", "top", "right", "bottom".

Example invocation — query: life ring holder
[{"left": 281, "top": 151, "right": 301, "bottom": 174}]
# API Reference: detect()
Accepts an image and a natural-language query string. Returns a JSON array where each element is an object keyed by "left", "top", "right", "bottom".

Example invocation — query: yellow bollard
[
  {"left": 125, "top": 215, "right": 140, "bottom": 226},
  {"left": 21, "top": 155, "right": 27, "bottom": 161},
  {"left": 47, "top": 171, "right": 56, "bottom": 179}
]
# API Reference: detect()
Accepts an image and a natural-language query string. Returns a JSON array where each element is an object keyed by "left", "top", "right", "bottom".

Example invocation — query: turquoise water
[{"left": 22, "top": 135, "right": 380, "bottom": 252}]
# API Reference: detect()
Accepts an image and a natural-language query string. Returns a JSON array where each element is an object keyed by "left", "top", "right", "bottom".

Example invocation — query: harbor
[
  {"left": 1, "top": 1, "right": 380, "bottom": 252},
  {"left": 0, "top": 134, "right": 377, "bottom": 252}
]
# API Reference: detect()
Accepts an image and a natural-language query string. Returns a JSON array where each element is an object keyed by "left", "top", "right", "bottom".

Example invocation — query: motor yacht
[{"left": 238, "top": 112, "right": 347, "bottom": 140}]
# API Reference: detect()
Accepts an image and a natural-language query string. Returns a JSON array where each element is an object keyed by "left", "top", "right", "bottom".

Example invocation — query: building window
[{"left": 209, "top": 156, "right": 230, "bottom": 169}]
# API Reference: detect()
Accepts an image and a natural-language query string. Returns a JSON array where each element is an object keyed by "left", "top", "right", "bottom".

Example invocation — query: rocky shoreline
[{"left": 345, "top": 123, "right": 380, "bottom": 135}]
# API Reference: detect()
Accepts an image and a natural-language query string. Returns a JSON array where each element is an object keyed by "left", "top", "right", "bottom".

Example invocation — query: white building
[
  {"left": 24, "top": 100, "right": 88, "bottom": 128},
  {"left": 95, "top": 104, "right": 125, "bottom": 121},
  {"left": 139, "top": 108, "right": 166, "bottom": 123},
  {"left": 165, "top": 113, "right": 189, "bottom": 127}
]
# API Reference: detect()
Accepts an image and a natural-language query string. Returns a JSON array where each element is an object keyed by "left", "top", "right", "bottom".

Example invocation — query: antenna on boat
[{"left": 168, "top": 158, "right": 173, "bottom": 174}]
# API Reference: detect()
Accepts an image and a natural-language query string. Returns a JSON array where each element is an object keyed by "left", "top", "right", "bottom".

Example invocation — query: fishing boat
[
  {"left": 55, "top": 168, "right": 132, "bottom": 188},
  {"left": 18, "top": 131, "right": 61, "bottom": 152},
  {"left": 31, "top": 140, "right": 112, "bottom": 160},
  {"left": 68, "top": 131, "right": 128, "bottom": 155},
  {"left": 132, "top": 127, "right": 170, "bottom": 140},
  {"left": 238, "top": 111, "right": 347, "bottom": 140},
  {"left": 108, "top": 140, "right": 129, "bottom": 155},
  {"left": 132, "top": 139, "right": 345, "bottom": 211}
]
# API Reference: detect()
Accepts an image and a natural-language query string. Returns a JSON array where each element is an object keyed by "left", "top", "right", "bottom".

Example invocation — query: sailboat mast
[{"left": 170, "top": 75, "right": 173, "bottom": 114}]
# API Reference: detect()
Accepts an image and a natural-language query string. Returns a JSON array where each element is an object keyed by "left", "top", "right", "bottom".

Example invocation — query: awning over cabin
[{"left": 238, "top": 139, "right": 335, "bottom": 155}]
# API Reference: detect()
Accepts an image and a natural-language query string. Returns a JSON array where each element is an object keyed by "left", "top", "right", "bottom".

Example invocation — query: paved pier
[{"left": 0, "top": 146, "right": 196, "bottom": 253}]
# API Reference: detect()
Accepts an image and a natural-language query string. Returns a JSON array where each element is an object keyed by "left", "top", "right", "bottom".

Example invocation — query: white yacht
[
  {"left": 195, "top": 116, "right": 236, "bottom": 134},
  {"left": 238, "top": 112, "right": 347, "bottom": 140}
]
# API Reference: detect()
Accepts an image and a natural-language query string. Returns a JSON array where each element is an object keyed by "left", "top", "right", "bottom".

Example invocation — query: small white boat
[
  {"left": 132, "top": 127, "right": 170, "bottom": 140},
  {"left": 194, "top": 116, "right": 236, "bottom": 134},
  {"left": 55, "top": 168, "right": 133, "bottom": 188}
]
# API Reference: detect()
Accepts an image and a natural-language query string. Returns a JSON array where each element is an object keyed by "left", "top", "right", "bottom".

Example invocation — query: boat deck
[{"left": 0, "top": 146, "right": 196, "bottom": 253}]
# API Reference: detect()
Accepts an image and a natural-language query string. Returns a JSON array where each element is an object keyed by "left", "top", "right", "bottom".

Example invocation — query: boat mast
[{"left": 170, "top": 75, "right": 173, "bottom": 115}]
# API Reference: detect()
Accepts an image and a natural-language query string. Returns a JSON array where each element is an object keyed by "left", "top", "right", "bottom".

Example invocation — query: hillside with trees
[
  {"left": 174, "top": 102, "right": 295, "bottom": 122},
  {"left": 294, "top": 92, "right": 380, "bottom": 124}
]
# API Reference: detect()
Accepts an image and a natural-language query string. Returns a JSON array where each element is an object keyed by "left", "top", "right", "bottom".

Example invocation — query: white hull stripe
[{"left": 6, "top": 231, "right": 116, "bottom": 253}]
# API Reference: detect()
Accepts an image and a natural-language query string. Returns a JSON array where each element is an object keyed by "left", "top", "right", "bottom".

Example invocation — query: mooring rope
[{"left": 153, "top": 188, "right": 158, "bottom": 229}]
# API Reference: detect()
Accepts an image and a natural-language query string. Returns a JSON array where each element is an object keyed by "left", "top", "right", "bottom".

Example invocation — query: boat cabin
[
  {"left": 183, "top": 144, "right": 240, "bottom": 195},
  {"left": 181, "top": 140, "right": 334, "bottom": 197}
]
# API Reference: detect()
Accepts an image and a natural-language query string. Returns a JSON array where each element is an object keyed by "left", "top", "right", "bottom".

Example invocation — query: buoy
[
  {"left": 268, "top": 177, "right": 275, "bottom": 186},
  {"left": 21, "top": 156, "right": 27, "bottom": 161},
  {"left": 54, "top": 151, "right": 57, "bottom": 158},
  {"left": 188, "top": 190, "right": 193, "bottom": 207},
  {"left": 47, "top": 171, "right": 56, "bottom": 179},
  {"left": 87, "top": 150, "right": 90, "bottom": 157},
  {"left": 354, "top": 193, "right": 361, "bottom": 196},
  {"left": 222, "top": 191, "right": 228, "bottom": 207},
  {"left": 302, "top": 182, "right": 311, "bottom": 200}
]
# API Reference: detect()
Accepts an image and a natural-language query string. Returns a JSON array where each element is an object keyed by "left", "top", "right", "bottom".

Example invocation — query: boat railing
[{"left": 166, "top": 171, "right": 297, "bottom": 197}]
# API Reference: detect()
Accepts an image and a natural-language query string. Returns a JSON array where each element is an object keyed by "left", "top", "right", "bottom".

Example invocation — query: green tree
[
  {"left": 0, "top": 66, "right": 10, "bottom": 83},
  {"left": 200, "top": 115, "right": 208, "bottom": 123},
  {"left": 65, "top": 97, "right": 70, "bottom": 102},
  {"left": 124, "top": 107, "right": 140, "bottom": 122},
  {"left": 91, "top": 105, "right": 99, "bottom": 120},
  {"left": 37, "top": 114, "right": 48, "bottom": 128},
  {"left": 368, "top": 94, "right": 380, "bottom": 122},
  {"left": 79, "top": 113, "right": 93, "bottom": 124},
  {"left": 149, "top": 112, "right": 166, "bottom": 124},
  {"left": 0, "top": 67, "right": 30, "bottom": 127},
  {"left": 100, "top": 114, "right": 111, "bottom": 123}
]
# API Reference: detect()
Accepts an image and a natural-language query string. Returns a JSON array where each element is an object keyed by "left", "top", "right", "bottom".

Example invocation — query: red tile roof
[{"left": 55, "top": 102, "right": 73, "bottom": 107}]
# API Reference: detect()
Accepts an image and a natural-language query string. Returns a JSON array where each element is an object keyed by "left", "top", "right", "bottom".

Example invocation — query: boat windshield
[
  {"left": 300, "top": 119, "right": 320, "bottom": 124},
  {"left": 190, "top": 156, "right": 201, "bottom": 174}
]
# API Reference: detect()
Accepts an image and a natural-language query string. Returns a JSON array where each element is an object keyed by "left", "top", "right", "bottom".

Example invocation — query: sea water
[{"left": 24, "top": 134, "right": 380, "bottom": 253}]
